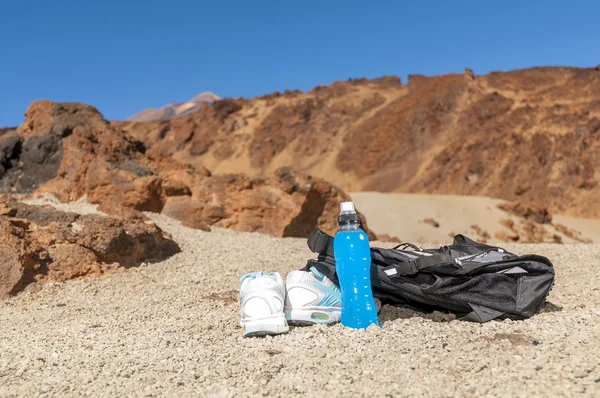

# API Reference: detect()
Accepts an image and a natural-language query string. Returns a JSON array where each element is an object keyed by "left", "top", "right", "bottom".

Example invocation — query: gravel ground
[{"left": 0, "top": 204, "right": 599, "bottom": 397}]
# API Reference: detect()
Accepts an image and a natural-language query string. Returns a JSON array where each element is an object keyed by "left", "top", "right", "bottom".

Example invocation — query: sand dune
[{"left": 0, "top": 200, "right": 599, "bottom": 396}]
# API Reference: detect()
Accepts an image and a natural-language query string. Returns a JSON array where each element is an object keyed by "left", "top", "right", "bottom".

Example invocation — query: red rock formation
[
  {"left": 116, "top": 67, "right": 600, "bottom": 218},
  {"left": 497, "top": 202, "right": 552, "bottom": 224},
  {"left": 1, "top": 101, "right": 372, "bottom": 238},
  {"left": 0, "top": 201, "right": 179, "bottom": 298}
]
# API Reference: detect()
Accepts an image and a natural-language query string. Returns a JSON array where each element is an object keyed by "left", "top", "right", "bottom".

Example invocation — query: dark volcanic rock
[
  {"left": 0, "top": 129, "right": 63, "bottom": 193},
  {"left": 0, "top": 134, "right": 23, "bottom": 179},
  {"left": 16, "top": 132, "right": 64, "bottom": 192}
]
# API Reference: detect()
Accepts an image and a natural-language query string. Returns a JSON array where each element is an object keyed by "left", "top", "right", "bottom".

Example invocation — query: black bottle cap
[{"left": 338, "top": 213, "right": 360, "bottom": 224}]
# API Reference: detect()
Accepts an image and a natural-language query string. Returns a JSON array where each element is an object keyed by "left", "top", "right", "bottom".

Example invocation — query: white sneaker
[
  {"left": 284, "top": 267, "right": 342, "bottom": 325},
  {"left": 239, "top": 271, "right": 289, "bottom": 337}
]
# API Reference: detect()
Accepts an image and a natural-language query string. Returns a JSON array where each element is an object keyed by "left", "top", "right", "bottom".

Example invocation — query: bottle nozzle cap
[{"left": 340, "top": 201, "right": 356, "bottom": 215}]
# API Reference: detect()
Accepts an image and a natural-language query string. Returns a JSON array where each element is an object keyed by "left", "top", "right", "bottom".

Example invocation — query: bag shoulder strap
[
  {"left": 307, "top": 229, "right": 335, "bottom": 257},
  {"left": 382, "top": 252, "right": 455, "bottom": 276}
]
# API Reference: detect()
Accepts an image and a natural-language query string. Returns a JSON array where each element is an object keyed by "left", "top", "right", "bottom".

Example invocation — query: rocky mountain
[
  {"left": 0, "top": 127, "right": 16, "bottom": 137},
  {"left": 116, "top": 67, "right": 600, "bottom": 219},
  {"left": 127, "top": 91, "right": 221, "bottom": 122},
  {"left": 0, "top": 101, "right": 373, "bottom": 239}
]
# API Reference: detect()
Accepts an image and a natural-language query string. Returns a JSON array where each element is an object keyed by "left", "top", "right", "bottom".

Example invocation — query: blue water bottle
[{"left": 333, "top": 201, "right": 379, "bottom": 329}]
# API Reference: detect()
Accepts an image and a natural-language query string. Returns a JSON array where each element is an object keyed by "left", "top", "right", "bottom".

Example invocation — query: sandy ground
[
  {"left": 351, "top": 192, "right": 600, "bottom": 244},
  {"left": 1, "top": 200, "right": 600, "bottom": 397}
]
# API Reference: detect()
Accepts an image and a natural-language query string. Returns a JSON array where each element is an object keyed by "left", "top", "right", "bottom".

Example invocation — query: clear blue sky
[{"left": 1, "top": 0, "right": 598, "bottom": 127}]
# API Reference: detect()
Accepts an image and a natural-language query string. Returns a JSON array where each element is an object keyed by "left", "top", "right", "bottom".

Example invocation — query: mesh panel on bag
[{"left": 429, "top": 273, "right": 517, "bottom": 313}]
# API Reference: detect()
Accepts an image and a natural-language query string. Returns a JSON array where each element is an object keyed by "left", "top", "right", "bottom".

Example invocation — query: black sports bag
[{"left": 303, "top": 229, "right": 555, "bottom": 322}]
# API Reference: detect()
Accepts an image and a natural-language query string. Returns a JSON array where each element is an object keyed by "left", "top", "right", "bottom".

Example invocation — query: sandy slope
[
  {"left": 351, "top": 192, "right": 600, "bottom": 244},
  {"left": 0, "top": 200, "right": 599, "bottom": 397}
]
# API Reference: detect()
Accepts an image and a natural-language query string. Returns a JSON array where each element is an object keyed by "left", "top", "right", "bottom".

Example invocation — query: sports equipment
[
  {"left": 284, "top": 267, "right": 342, "bottom": 325},
  {"left": 333, "top": 201, "right": 378, "bottom": 329},
  {"left": 239, "top": 271, "right": 289, "bottom": 337}
]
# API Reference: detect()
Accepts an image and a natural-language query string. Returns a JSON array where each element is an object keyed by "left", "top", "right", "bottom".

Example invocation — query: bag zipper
[{"left": 454, "top": 248, "right": 506, "bottom": 265}]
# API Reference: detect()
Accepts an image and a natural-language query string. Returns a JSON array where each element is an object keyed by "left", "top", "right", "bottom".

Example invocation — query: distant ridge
[
  {"left": 127, "top": 91, "right": 221, "bottom": 122},
  {"left": 116, "top": 67, "right": 600, "bottom": 219},
  {"left": 0, "top": 127, "right": 16, "bottom": 137}
]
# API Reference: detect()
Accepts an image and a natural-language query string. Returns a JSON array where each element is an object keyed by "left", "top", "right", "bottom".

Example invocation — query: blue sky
[{"left": 1, "top": 0, "right": 598, "bottom": 126}]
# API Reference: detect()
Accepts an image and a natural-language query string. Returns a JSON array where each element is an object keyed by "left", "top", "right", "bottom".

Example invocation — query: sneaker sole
[
  {"left": 285, "top": 307, "right": 341, "bottom": 325},
  {"left": 241, "top": 315, "right": 289, "bottom": 337}
]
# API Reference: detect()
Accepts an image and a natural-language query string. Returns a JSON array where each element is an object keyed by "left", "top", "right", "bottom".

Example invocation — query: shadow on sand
[{"left": 377, "top": 300, "right": 563, "bottom": 325}]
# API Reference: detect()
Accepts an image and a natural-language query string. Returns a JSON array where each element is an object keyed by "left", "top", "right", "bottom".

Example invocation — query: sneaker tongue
[
  {"left": 309, "top": 266, "right": 325, "bottom": 281},
  {"left": 264, "top": 272, "right": 279, "bottom": 281},
  {"left": 239, "top": 272, "right": 256, "bottom": 284},
  {"left": 239, "top": 271, "right": 265, "bottom": 284},
  {"left": 240, "top": 271, "right": 280, "bottom": 284}
]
